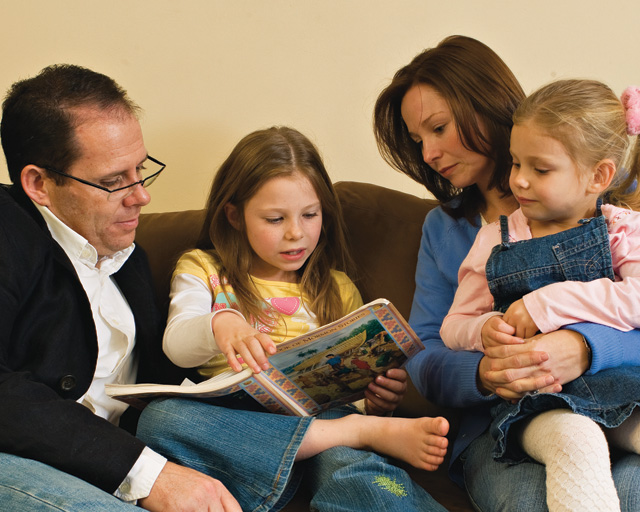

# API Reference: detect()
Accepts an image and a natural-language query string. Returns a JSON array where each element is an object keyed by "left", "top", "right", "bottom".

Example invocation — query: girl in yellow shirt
[{"left": 153, "top": 126, "right": 451, "bottom": 512}]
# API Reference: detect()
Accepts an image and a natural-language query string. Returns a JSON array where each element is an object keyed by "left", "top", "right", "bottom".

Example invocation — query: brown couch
[{"left": 135, "top": 180, "right": 474, "bottom": 511}]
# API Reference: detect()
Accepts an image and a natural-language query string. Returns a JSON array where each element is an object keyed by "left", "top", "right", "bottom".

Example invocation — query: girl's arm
[
  {"left": 524, "top": 277, "right": 640, "bottom": 332},
  {"left": 524, "top": 207, "right": 640, "bottom": 333},
  {"left": 440, "top": 225, "right": 503, "bottom": 351},
  {"left": 164, "top": 273, "right": 275, "bottom": 373},
  {"left": 163, "top": 272, "right": 229, "bottom": 368},
  {"left": 407, "top": 210, "right": 495, "bottom": 408}
]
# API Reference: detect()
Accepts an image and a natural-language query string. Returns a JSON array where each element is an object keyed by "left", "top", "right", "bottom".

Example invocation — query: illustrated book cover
[{"left": 106, "top": 298, "right": 424, "bottom": 416}]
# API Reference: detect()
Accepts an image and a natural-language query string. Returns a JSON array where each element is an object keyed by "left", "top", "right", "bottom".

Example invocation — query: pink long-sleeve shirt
[{"left": 441, "top": 205, "right": 640, "bottom": 352}]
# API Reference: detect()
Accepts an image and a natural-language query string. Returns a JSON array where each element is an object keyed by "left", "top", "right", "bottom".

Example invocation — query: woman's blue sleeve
[
  {"left": 566, "top": 323, "right": 640, "bottom": 374},
  {"left": 406, "top": 212, "right": 494, "bottom": 408}
]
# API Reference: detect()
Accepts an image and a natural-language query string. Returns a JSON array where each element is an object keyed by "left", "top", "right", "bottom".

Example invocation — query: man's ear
[
  {"left": 587, "top": 159, "right": 616, "bottom": 194},
  {"left": 224, "top": 202, "right": 241, "bottom": 230},
  {"left": 20, "top": 165, "right": 53, "bottom": 206}
]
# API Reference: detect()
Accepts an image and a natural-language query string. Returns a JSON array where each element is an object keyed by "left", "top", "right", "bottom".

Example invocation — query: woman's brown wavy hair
[{"left": 374, "top": 35, "right": 525, "bottom": 223}]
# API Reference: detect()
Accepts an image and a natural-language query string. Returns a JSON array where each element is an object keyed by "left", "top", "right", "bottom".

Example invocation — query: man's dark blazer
[{"left": 0, "top": 184, "right": 181, "bottom": 493}]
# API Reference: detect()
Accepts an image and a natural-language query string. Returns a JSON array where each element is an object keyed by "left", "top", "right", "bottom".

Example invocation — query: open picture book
[{"left": 106, "top": 299, "right": 424, "bottom": 416}]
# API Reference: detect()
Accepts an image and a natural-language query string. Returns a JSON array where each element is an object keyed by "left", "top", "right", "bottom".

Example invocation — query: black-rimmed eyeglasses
[{"left": 41, "top": 155, "right": 165, "bottom": 202}]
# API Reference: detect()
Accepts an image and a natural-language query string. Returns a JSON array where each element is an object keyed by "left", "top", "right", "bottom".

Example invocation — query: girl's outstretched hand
[
  {"left": 211, "top": 312, "right": 276, "bottom": 373},
  {"left": 364, "top": 368, "right": 407, "bottom": 415}
]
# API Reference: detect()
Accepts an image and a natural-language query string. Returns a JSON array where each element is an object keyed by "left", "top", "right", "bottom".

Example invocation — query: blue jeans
[
  {"left": 137, "top": 398, "right": 446, "bottom": 512},
  {"left": 307, "top": 406, "right": 447, "bottom": 511},
  {"left": 463, "top": 429, "right": 640, "bottom": 511},
  {"left": 0, "top": 452, "right": 137, "bottom": 511}
]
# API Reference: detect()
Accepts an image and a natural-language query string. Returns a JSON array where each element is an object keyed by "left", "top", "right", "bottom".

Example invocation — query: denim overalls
[
  {"left": 485, "top": 201, "right": 640, "bottom": 464},
  {"left": 487, "top": 200, "right": 615, "bottom": 313}
]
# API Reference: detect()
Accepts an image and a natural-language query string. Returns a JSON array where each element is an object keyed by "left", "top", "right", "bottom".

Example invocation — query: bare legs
[{"left": 295, "top": 414, "right": 449, "bottom": 471}]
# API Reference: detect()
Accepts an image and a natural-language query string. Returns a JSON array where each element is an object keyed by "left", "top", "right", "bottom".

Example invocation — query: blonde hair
[
  {"left": 197, "top": 126, "right": 352, "bottom": 327},
  {"left": 513, "top": 79, "right": 640, "bottom": 209}
]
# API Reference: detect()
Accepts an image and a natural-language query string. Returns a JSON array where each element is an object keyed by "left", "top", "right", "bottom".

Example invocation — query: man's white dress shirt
[{"left": 36, "top": 203, "right": 166, "bottom": 503}]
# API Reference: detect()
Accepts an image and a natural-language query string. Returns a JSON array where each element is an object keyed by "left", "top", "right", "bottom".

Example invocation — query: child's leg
[
  {"left": 295, "top": 414, "right": 449, "bottom": 472},
  {"left": 520, "top": 409, "right": 620, "bottom": 512},
  {"left": 607, "top": 408, "right": 640, "bottom": 454}
]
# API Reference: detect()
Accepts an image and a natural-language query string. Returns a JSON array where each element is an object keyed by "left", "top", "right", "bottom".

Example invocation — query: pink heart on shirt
[
  {"left": 270, "top": 297, "right": 301, "bottom": 316},
  {"left": 209, "top": 274, "right": 220, "bottom": 288}
]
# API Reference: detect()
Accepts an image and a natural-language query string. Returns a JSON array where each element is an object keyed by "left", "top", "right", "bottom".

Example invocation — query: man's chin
[{"left": 99, "top": 234, "right": 137, "bottom": 258}]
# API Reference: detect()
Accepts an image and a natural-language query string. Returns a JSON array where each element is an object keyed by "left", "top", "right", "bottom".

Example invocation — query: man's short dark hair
[{"left": 1, "top": 64, "right": 140, "bottom": 185}]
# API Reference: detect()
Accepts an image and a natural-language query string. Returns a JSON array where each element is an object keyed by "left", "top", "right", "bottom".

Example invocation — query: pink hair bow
[{"left": 621, "top": 86, "right": 640, "bottom": 136}]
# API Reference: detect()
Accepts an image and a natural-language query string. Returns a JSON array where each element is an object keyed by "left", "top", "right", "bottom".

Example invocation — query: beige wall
[{"left": 1, "top": 0, "right": 639, "bottom": 212}]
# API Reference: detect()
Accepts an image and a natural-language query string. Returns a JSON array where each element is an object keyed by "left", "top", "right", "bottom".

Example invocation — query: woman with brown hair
[{"left": 374, "top": 35, "right": 640, "bottom": 510}]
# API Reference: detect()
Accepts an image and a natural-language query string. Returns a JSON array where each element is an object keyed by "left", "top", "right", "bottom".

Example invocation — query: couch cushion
[
  {"left": 335, "top": 181, "right": 437, "bottom": 319},
  {"left": 136, "top": 182, "right": 438, "bottom": 320},
  {"left": 136, "top": 209, "right": 206, "bottom": 312}
]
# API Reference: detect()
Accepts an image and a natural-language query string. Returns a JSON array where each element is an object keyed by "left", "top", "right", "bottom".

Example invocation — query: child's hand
[
  {"left": 503, "top": 299, "right": 539, "bottom": 339},
  {"left": 211, "top": 312, "right": 277, "bottom": 373},
  {"left": 481, "top": 315, "right": 523, "bottom": 350},
  {"left": 364, "top": 368, "right": 407, "bottom": 416}
]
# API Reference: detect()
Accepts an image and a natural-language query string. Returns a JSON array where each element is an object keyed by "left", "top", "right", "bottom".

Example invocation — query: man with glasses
[{"left": 0, "top": 65, "right": 240, "bottom": 511}]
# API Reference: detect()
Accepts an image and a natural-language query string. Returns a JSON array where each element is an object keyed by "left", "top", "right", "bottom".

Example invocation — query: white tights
[{"left": 520, "top": 408, "right": 640, "bottom": 512}]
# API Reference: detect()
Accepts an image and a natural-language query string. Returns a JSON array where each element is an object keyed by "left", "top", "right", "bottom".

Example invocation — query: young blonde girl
[
  {"left": 155, "top": 126, "right": 450, "bottom": 511},
  {"left": 440, "top": 79, "right": 640, "bottom": 511}
]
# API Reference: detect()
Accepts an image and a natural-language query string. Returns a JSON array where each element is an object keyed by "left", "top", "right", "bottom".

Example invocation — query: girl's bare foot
[
  {"left": 296, "top": 414, "right": 449, "bottom": 471},
  {"left": 361, "top": 416, "right": 449, "bottom": 471}
]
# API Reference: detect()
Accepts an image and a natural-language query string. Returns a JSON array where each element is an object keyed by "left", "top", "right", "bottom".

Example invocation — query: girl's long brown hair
[{"left": 197, "top": 126, "right": 352, "bottom": 326}]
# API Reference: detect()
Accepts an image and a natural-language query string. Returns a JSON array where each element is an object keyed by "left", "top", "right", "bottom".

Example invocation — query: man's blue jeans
[
  {"left": 463, "top": 429, "right": 640, "bottom": 511},
  {"left": 0, "top": 452, "right": 137, "bottom": 511}
]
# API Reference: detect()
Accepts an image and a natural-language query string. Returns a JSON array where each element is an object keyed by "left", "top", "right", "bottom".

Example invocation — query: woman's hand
[
  {"left": 478, "top": 329, "right": 589, "bottom": 400},
  {"left": 528, "top": 329, "right": 590, "bottom": 387},
  {"left": 211, "top": 312, "right": 276, "bottom": 373},
  {"left": 364, "top": 368, "right": 407, "bottom": 415}
]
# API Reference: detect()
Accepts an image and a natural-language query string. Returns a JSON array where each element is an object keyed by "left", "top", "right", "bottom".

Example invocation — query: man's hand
[
  {"left": 140, "top": 461, "right": 241, "bottom": 512},
  {"left": 364, "top": 368, "right": 407, "bottom": 415}
]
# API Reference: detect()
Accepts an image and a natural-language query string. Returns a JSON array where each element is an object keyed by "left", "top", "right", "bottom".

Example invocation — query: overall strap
[
  {"left": 499, "top": 215, "right": 510, "bottom": 245},
  {"left": 580, "top": 197, "right": 604, "bottom": 225},
  {"left": 595, "top": 197, "right": 603, "bottom": 216}
]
